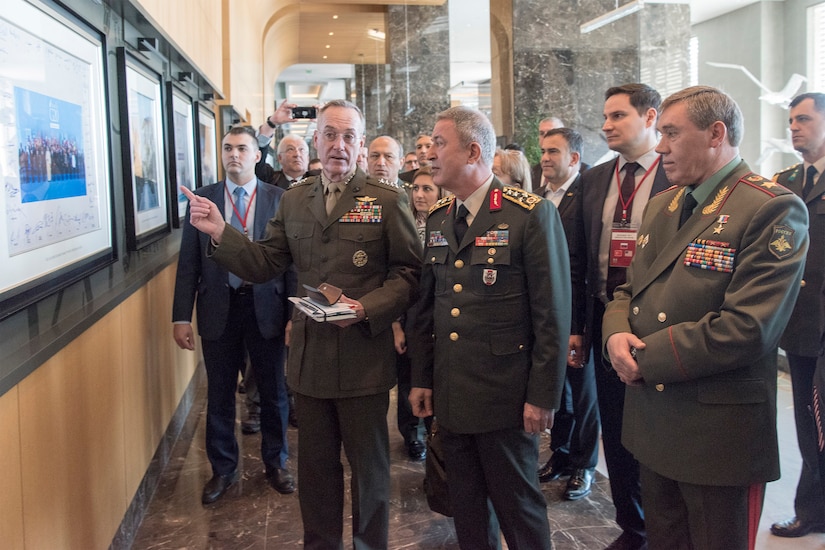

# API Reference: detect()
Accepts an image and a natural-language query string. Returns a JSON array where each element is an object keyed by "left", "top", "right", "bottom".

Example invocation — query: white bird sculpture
[{"left": 706, "top": 62, "right": 807, "bottom": 108}]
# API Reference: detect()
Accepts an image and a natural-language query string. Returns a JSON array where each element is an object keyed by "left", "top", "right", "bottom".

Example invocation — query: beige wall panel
[
  {"left": 136, "top": 0, "right": 223, "bottom": 92},
  {"left": 225, "top": 0, "right": 266, "bottom": 122},
  {"left": 0, "top": 387, "right": 24, "bottom": 550},
  {"left": 18, "top": 310, "right": 126, "bottom": 549},
  {"left": 122, "top": 264, "right": 200, "bottom": 500}
]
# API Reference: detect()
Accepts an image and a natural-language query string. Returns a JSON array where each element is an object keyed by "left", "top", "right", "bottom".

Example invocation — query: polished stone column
[
  {"left": 354, "top": 63, "right": 391, "bottom": 141},
  {"left": 386, "top": 2, "right": 451, "bottom": 152},
  {"left": 492, "top": 0, "right": 690, "bottom": 165}
]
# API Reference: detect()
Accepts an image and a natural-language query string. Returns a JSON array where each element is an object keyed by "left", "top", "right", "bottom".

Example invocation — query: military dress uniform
[
  {"left": 411, "top": 178, "right": 571, "bottom": 550},
  {"left": 603, "top": 160, "right": 809, "bottom": 549},
  {"left": 210, "top": 168, "right": 421, "bottom": 550},
  {"left": 773, "top": 162, "right": 825, "bottom": 532}
]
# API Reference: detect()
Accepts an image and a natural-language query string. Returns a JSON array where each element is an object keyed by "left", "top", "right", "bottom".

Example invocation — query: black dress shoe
[
  {"left": 538, "top": 457, "right": 572, "bottom": 482},
  {"left": 267, "top": 467, "right": 296, "bottom": 494},
  {"left": 604, "top": 532, "right": 647, "bottom": 550},
  {"left": 770, "top": 516, "right": 825, "bottom": 538},
  {"left": 564, "top": 468, "right": 594, "bottom": 500},
  {"left": 407, "top": 439, "right": 427, "bottom": 461},
  {"left": 202, "top": 471, "right": 239, "bottom": 504},
  {"left": 241, "top": 414, "right": 260, "bottom": 434}
]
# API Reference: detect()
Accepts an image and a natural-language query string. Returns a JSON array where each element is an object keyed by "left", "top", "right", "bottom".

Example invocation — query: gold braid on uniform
[
  {"left": 501, "top": 186, "right": 542, "bottom": 210},
  {"left": 430, "top": 195, "right": 454, "bottom": 214},
  {"left": 772, "top": 163, "right": 802, "bottom": 183}
]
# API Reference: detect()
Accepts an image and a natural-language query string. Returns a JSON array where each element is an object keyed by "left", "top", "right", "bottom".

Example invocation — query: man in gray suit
[
  {"left": 172, "top": 126, "right": 293, "bottom": 504},
  {"left": 182, "top": 100, "right": 421, "bottom": 549},
  {"left": 604, "top": 86, "right": 808, "bottom": 549},
  {"left": 770, "top": 92, "right": 825, "bottom": 538}
]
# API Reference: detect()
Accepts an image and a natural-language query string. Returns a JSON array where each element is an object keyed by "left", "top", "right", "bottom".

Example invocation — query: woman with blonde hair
[{"left": 493, "top": 147, "right": 532, "bottom": 191}]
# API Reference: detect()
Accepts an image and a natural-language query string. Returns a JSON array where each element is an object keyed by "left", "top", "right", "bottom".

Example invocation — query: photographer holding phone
[{"left": 256, "top": 101, "right": 320, "bottom": 189}]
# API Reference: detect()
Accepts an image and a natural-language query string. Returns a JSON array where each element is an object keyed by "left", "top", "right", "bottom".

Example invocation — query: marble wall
[
  {"left": 494, "top": 0, "right": 690, "bottom": 166},
  {"left": 386, "top": 2, "right": 451, "bottom": 151},
  {"left": 354, "top": 63, "right": 392, "bottom": 142}
]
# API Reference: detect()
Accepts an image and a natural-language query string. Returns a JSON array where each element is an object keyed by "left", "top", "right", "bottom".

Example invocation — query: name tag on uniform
[{"left": 609, "top": 226, "right": 637, "bottom": 268}]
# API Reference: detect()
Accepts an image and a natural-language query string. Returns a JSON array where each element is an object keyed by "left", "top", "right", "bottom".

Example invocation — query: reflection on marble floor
[{"left": 129, "top": 370, "right": 825, "bottom": 549}]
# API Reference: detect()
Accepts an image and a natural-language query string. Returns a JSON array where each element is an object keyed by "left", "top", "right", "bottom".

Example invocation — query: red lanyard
[
  {"left": 226, "top": 185, "right": 258, "bottom": 236},
  {"left": 614, "top": 156, "right": 660, "bottom": 223}
]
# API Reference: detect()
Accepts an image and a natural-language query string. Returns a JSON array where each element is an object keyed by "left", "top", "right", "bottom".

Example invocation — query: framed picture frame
[
  {"left": 196, "top": 103, "right": 218, "bottom": 188},
  {"left": 117, "top": 47, "right": 171, "bottom": 250},
  {"left": 166, "top": 83, "right": 197, "bottom": 226},
  {"left": 0, "top": 0, "right": 115, "bottom": 321}
]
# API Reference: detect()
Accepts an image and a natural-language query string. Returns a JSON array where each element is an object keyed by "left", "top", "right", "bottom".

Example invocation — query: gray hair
[
  {"left": 435, "top": 106, "right": 496, "bottom": 166},
  {"left": 661, "top": 86, "right": 743, "bottom": 147}
]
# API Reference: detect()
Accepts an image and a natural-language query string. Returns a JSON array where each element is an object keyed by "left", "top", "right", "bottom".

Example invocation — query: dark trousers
[
  {"left": 441, "top": 426, "right": 552, "bottom": 550},
  {"left": 641, "top": 465, "right": 764, "bottom": 550},
  {"left": 549, "top": 361, "right": 601, "bottom": 469},
  {"left": 396, "top": 351, "right": 428, "bottom": 444},
  {"left": 786, "top": 353, "right": 825, "bottom": 524},
  {"left": 592, "top": 299, "right": 646, "bottom": 540},
  {"left": 296, "top": 391, "right": 390, "bottom": 550},
  {"left": 201, "top": 292, "right": 289, "bottom": 476}
]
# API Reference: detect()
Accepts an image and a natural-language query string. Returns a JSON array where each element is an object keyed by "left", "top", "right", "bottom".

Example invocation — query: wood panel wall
[{"left": 0, "top": 263, "right": 199, "bottom": 549}]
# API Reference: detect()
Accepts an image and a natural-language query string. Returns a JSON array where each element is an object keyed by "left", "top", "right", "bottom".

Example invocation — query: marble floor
[{"left": 129, "top": 370, "right": 825, "bottom": 549}]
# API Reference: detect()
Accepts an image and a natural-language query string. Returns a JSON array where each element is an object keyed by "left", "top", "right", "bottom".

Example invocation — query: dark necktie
[
  {"left": 229, "top": 186, "right": 246, "bottom": 288},
  {"left": 804, "top": 165, "right": 818, "bottom": 199},
  {"left": 613, "top": 162, "right": 639, "bottom": 224},
  {"left": 454, "top": 204, "right": 469, "bottom": 243},
  {"left": 605, "top": 162, "right": 639, "bottom": 300},
  {"left": 679, "top": 191, "right": 697, "bottom": 229}
]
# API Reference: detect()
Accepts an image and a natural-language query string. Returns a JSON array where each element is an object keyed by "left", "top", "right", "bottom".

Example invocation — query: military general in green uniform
[
  {"left": 182, "top": 100, "right": 421, "bottom": 550},
  {"left": 603, "top": 86, "right": 809, "bottom": 550},
  {"left": 409, "top": 106, "right": 571, "bottom": 550}
]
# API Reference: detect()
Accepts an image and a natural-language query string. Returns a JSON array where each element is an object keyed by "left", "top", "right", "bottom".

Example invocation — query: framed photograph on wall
[
  {"left": 0, "top": 0, "right": 115, "bottom": 321},
  {"left": 117, "top": 47, "right": 170, "bottom": 250},
  {"left": 166, "top": 83, "right": 197, "bottom": 226},
  {"left": 197, "top": 103, "right": 218, "bottom": 188}
]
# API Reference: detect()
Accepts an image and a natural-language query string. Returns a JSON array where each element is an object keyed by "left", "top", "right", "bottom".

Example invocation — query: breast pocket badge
[{"left": 483, "top": 268, "right": 497, "bottom": 286}]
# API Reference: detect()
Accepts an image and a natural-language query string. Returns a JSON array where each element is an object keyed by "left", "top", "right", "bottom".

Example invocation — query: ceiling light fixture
[
  {"left": 580, "top": 0, "right": 644, "bottom": 34},
  {"left": 367, "top": 28, "right": 386, "bottom": 42}
]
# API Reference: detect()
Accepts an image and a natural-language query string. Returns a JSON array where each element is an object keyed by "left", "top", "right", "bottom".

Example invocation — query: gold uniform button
[
  {"left": 801, "top": 279, "right": 807, "bottom": 287},
  {"left": 656, "top": 384, "right": 665, "bottom": 392},
  {"left": 487, "top": 257, "right": 495, "bottom": 264},
  {"left": 453, "top": 284, "right": 463, "bottom": 293},
  {"left": 518, "top": 344, "right": 524, "bottom": 350},
  {"left": 449, "top": 332, "right": 459, "bottom": 341},
  {"left": 431, "top": 256, "right": 437, "bottom": 262},
  {"left": 488, "top": 248, "right": 496, "bottom": 255},
  {"left": 657, "top": 312, "right": 667, "bottom": 323},
  {"left": 632, "top": 306, "right": 639, "bottom": 315},
  {"left": 455, "top": 259, "right": 465, "bottom": 268},
  {"left": 451, "top": 308, "right": 460, "bottom": 317}
]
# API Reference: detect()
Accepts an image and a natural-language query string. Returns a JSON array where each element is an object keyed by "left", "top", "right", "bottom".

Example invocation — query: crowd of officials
[{"left": 171, "top": 86, "right": 825, "bottom": 550}]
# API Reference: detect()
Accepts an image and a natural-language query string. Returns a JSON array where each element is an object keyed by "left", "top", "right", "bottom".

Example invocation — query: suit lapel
[
  {"left": 555, "top": 176, "right": 580, "bottom": 218},
  {"left": 807, "top": 167, "right": 825, "bottom": 205},
  {"left": 253, "top": 180, "right": 270, "bottom": 240}
]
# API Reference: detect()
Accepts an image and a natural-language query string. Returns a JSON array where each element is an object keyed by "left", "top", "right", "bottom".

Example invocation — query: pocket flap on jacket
[{"left": 697, "top": 378, "right": 767, "bottom": 405}]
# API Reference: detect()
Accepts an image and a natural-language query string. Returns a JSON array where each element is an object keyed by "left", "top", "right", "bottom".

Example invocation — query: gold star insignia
[{"left": 713, "top": 224, "right": 724, "bottom": 234}]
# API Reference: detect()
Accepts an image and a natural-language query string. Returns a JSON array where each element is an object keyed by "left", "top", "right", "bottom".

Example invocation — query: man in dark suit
[
  {"left": 770, "top": 92, "right": 825, "bottom": 539},
  {"left": 172, "top": 126, "right": 294, "bottom": 504},
  {"left": 530, "top": 116, "right": 565, "bottom": 189},
  {"left": 255, "top": 133, "right": 318, "bottom": 189},
  {"left": 579, "top": 83, "right": 671, "bottom": 550},
  {"left": 181, "top": 100, "right": 421, "bottom": 549},
  {"left": 534, "top": 128, "right": 596, "bottom": 501},
  {"left": 604, "top": 85, "right": 808, "bottom": 549},
  {"left": 409, "top": 106, "right": 571, "bottom": 550},
  {"left": 399, "top": 133, "right": 433, "bottom": 183}
]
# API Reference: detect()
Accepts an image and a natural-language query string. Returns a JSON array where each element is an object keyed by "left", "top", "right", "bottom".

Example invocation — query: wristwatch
[{"left": 266, "top": 117, "right": 277, "bottom": 129}]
